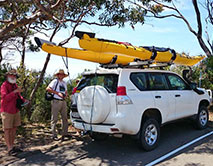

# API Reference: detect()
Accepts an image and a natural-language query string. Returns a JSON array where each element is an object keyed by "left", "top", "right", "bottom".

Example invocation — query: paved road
[
  {"left": 157, "top": 135, "right": 213, "bottom": 166},
  {"left": 157, "top": 134, "right": 213, "bottom": 166},
  {"left": 5, "top": 120, "right": 213, "bottom": 166}
]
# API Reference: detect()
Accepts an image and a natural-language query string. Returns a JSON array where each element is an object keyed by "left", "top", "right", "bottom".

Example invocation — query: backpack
[{"left": 45, "top": 79, "right": 59, "bottom": 101}]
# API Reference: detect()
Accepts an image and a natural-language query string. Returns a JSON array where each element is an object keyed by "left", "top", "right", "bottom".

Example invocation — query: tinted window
[
  {"left": 77, "top": 74, "right": 118, "bottom": 93},
  {"left": 130, "top": 73, "right": 148, "bottom": 91},
  {"left": 148, "top": 73, "right": 169, "bottom": 90},
  {"left": 167, "top": 74, "right": 189, "bottom": 90}
]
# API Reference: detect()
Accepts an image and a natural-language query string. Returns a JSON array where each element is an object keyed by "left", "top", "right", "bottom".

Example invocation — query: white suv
[{"left": 70, "top": 68, "right": 210, "bottom": 151}]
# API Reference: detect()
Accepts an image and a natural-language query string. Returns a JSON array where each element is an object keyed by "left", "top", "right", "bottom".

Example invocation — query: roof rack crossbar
[{"left": 100, "top": 60, "right": 172, "bottom": 69}]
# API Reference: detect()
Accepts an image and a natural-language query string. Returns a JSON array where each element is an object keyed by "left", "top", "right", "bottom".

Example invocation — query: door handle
[
  {"left": 175, "top": 94, "right": 181, "bottom": 97},
  {"left": 155, "top": 96, "right": 161, "bottom": 99}
]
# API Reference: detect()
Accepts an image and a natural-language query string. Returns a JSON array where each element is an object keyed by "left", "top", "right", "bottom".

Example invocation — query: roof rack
[{"left": 100, "top": 60, "right": 172, "bottom": 69}]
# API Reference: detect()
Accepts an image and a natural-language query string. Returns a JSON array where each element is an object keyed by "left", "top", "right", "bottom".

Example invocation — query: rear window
[{"left": 77, "top": 74, "right": 118, "bottom": 93}]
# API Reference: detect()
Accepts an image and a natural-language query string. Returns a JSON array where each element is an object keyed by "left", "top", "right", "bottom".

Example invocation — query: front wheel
[
  {"left": 139, "top": 118, "right": 160, "bottom": 151},
  {"left": 195, "top": 106, "right": 209, "bottom": 130}
]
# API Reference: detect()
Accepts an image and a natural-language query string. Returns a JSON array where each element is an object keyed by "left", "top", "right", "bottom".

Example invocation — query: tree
[
  {"left": 127, "top": 0, "right": 213, "bottom": 57},
  {"left": 1, "top": 0, "right": 173, "bottom": 119}
]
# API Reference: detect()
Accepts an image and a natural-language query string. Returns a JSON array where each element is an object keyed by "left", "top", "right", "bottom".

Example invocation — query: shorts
[{"left": 1, "top": 112, "right": 21, "bottom": 130}]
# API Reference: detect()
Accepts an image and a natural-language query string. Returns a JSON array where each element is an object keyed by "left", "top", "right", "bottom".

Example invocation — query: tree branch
[
  {"left": 127, "top": 0, "right": 182, "bottom": 19},
  {"left": 0, "top": 0, "right": 8, "bottom": 6},
  {"left": 59, "top": 3, "right": 94, "bottom": 46},
  {"left": 192, "top": 0, "right": 202, "bottom": 37},
  {"left": 51, "top": 0, "right": 64, "bottom": 9},
  {"left": 33, "top": 0, "right": 61, "bottom": 23},
  {"left": 0, "top": 11, "right": 42, "bottom": 41}
]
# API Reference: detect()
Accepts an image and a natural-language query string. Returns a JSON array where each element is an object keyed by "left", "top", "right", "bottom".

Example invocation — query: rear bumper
[
  {"left": 73, "top": 120, "right": 118, "bottom": 134},
  {"left": 70, "top": 104, "right": 141, "bottom": 135}
]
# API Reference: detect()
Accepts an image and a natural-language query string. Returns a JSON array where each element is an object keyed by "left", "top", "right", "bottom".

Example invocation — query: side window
[
  {"left": 167, "top": 74, "right": 189, "bottom": 90},
  {"left": 130, "top": 73, "right": 148, "bottom": 91},
  {"left": 148, "top": 73, "right": 169, "bottom": 90}
]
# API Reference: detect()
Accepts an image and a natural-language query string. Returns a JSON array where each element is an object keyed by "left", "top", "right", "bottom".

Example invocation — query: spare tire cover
[{"left": 77, "top": 85, "right": 111, "bottom": 124}]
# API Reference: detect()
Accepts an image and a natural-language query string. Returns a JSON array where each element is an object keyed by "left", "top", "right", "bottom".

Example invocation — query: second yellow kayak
[{"left": 76, "top": 31, "right": 205, "bottom": 66}]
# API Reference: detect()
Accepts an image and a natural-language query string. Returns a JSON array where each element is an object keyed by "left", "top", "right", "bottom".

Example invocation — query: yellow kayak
[
  {"left": 34, "top": 37, "right": 137, "bottom": 65},
  {"left": 76, "top": 31, "right": 205, "bottom": 66}
]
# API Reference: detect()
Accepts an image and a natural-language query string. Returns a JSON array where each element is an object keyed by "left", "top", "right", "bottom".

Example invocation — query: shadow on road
[{"left": 4, "top": 119, "right": 212, "bottom": 166}]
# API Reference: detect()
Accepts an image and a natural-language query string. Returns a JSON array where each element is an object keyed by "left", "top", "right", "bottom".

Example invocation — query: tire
[
  {"left": 89, "top": 132, "right": 109, "bottom": 141},
  {"left": 195, "top": 105, "right": 209, "bottom": 130},
  {"left": 139, "top": 118, "right": 160, "bottom": 151}
]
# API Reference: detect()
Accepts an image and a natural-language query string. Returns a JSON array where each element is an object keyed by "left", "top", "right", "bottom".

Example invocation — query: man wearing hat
[
  {"left": 46, "top": 69, "right": 69, "bottom": 141},
  {"left": 1, "top": 69, "right": 27, "bottom": 155}
]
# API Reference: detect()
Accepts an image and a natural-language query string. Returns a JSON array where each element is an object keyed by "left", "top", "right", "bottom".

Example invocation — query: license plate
[{"left": 72, "top": 112, "right": 80, "bottom": 118}]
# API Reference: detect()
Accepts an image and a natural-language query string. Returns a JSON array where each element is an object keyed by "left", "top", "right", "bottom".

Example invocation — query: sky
[{"left": 3, "top": 0, "right": 212, "bottom": 80}]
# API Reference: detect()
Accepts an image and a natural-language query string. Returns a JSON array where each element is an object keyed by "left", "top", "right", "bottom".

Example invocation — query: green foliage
[
  {"left": 30, "top": 82, "right": 51, "bottom": 122},
  {"left": 27, "top": 40, "right": 40, "bottom": 52},
  {"left": 0, "top": 0, "right": 171, "bottom": 42},
  {"left": 1, "top": 56, "right": 212, "bottom": 124},
  {"left": 170, "top": 57, "right": 213, "bottom": 89},
  {"left": 11, "top": 66, "right": 75, "bottom": 123},
  {"left": 0, "top": 63, "right": 11, "bottom": 85},
  {"left": 15, "top": 66, "right": 53, "bottom": 122}
]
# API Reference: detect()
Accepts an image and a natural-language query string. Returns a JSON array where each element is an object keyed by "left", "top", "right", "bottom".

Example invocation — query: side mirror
[
  {"left": 182, "top": 69, "right": 190, "bottom": 84},
  {"left": 190, "top": 83, "right": 197, "bottom": 89}
]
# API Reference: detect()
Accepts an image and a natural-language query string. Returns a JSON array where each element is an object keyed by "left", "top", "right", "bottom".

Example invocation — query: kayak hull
[
  {"left": 41, "top": 43, "right": 137, "bottom": 65},
  {"left": 78, "top": 33, "right": 205, "bottom": 66}
]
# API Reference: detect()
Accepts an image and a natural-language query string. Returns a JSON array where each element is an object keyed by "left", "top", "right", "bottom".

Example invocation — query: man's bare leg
[
  {"left": 11, "top": 127, "right": 17, "bottom": 148},
  {"left": 4, "top": 129, "right": 13, "bottom": 151}
]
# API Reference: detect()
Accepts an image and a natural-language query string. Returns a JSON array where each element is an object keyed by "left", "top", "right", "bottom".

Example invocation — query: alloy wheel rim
[
  {"left": 145, "top": 124, "right": 157, "bottom": 146},
  {"left": 199, "top": 110, "right": 208, "bottom": 126}
]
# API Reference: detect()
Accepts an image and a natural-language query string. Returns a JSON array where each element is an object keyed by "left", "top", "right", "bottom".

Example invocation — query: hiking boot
[
  {"left": 61, "top": 135, "right": 72, "bottom": 142},
  {"left": 52, "top": 135, "right": 59, "bottom": 141},
  {"left": 8, "top": 148, "right": 16, "bottom": 156},
  {"left": 12, "top": 147, "right": 23, "bottom": 153}
]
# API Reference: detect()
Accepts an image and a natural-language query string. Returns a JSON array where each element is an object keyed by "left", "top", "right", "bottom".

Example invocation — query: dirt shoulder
[
  {"left": 209, "top": 109, "right": 213, "bottom": 127},
  {"left": 0, "top": 122, "right": 84, "bottom": 165}
]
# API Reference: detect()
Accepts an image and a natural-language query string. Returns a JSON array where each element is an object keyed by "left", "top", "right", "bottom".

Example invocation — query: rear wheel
[
  {"left": 89, "top": 132, "right": 109, "bottom": 141},
  {"left": 195, "top": 106, "right": 209, "bottom": 130},
  {"left": 139, "top": 118, "right": 160, "bottom": 151}
]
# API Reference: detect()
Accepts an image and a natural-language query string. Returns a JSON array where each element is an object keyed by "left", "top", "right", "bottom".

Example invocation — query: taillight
[
  {"left": 72, "top": 87, "right": 77, "bottom": 95},
  {"left": 117, "top": 86, "right": 132, "bottom": 105},
  {"left": 117, "top": 86, "right": 127, "bottom": 96}
]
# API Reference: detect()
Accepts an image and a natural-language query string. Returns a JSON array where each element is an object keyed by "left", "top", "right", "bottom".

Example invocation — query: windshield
[{"left": 77, "top": 74, "right": 118, "bottom": 93}]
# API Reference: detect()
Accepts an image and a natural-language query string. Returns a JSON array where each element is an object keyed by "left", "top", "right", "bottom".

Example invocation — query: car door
[
  {"left": 147, "top": 73, "right": 176, "bottom": 122},
  {"left": 166, "top": 73, "right": 196, "bottom": 119}
]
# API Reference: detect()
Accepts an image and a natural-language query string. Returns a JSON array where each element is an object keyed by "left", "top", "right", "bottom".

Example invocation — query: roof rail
[{"left": 100, "top": 60, "right": 172, "bottom": 69}]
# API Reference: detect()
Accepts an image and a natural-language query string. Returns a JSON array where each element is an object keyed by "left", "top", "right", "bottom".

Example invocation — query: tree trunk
[
  {"left": 26, "top": 24, "right": 60, "bottom": 120},
  {"left": 20, "top": 36, "right": 26, "bottom": 68},
  {"left": 0, "top": 47, "right": 2, "bottom": 65},
  {"left": 197, "top": 36, "right": 212, "bottom": 57},
  {"left": 26, "top": 53, "right": 51, "bottom": 119}
]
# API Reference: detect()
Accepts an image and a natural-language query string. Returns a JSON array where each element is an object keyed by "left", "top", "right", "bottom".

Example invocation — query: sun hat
[
  {"left": 6, "top": 69, "right": 18, "bottom": 77},
  {"left": 54, "top": 69, "right": 68, "bottom": 77}
]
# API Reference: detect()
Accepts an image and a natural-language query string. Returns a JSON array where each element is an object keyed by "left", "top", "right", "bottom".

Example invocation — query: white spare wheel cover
[{"left": 77, "top": 85, "right": 111, "bottom": 124}]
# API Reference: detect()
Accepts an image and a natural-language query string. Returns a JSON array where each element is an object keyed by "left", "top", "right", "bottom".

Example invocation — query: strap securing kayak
[
  {"left": 101, "top": 55, "right": 118, "bottom": 65},
  {"left": 169, "top": 49, "right": 177, "bottom": 64},
  {"left": 150, "top": 48, "right": 157, "bottom": 60},
  {"left": 61, "top": 47, "right": 72, "bottom": 84}
]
